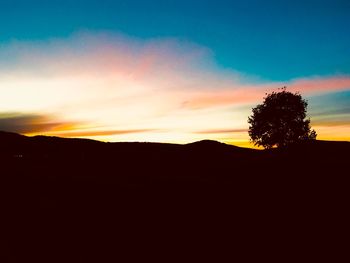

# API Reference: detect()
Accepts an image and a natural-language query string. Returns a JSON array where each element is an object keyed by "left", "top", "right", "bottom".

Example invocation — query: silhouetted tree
[{"left": 248, "top": 87, "right": 316, "bottom": 149}]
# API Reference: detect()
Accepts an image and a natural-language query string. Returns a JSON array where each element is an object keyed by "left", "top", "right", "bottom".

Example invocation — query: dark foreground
[{"left": 1, "top": 131, "right": 349, "bottom": 262}]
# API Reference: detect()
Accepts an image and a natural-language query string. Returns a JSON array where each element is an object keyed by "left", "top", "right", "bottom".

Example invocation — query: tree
[{"left": 248, "top": 87, "right": 316, "bottom": 149}]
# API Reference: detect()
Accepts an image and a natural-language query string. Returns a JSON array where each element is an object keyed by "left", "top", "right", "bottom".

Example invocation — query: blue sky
[
  {"left": 0, "top": 0, "right": 349, "bottom": 145},
  {"left": 1, "top": 0, "right": 349, "bottom": 81}
]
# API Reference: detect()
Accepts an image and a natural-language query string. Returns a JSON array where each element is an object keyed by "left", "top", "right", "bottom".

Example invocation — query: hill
[
  {"left": 1, "top": 130, "right": 348, "bottom": 184},
  {"left": 1, "top": 131, "right": 349, "bottom": 262}
]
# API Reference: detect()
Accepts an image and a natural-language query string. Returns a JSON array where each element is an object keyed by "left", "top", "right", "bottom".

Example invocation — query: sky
[{"left": 0, "top": 0, "right": 349, "bottom": 147}]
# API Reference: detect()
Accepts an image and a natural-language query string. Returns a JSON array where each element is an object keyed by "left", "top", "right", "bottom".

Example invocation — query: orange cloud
[
  {"left": 49, "top": 129, "right": 157, "bottom": 137},
  {"left": 0, "top": 113, "right": 76, "bottom": 134},
  {"left": 195, "top": 128, "right": 248, "bottom": 134}
]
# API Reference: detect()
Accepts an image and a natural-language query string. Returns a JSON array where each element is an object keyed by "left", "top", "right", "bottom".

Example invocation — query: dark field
[{"left": 1, "top": 131, "right": 349, "bottom": 262}]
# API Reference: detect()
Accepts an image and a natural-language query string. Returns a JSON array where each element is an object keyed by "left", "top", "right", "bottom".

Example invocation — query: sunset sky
[{"left": 1, "top": 0, "right": 349, "bottom": 147}]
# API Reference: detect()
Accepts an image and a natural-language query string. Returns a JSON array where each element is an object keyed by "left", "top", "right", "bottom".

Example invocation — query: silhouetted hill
[
  {"left": 1, "top": 130, "right": 348, "bottom": 182},
  {"left": 1, "top": 131, "right": 349, "bottom": 262}
]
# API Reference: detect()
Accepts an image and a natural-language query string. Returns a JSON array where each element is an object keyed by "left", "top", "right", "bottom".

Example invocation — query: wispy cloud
[
  {"left": 195, "top": 128, "right": 248, "bottom": 134},
  {"left": 181, "top": 76, "right": 350, "bottom": 109},
  {"left": 288, "top": 76, "right": 350, "bottom": 94},
  {"left": 51, "top": 129, "right": 158, "bottom": 138},
  {"left": 0, "top": 113, "right": 73, "bottom": 134}
]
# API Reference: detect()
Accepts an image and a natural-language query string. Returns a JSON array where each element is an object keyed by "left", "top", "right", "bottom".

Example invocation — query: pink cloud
[
  {"left": 288, "top": 76, "right": 350, "bottom": 93},
  {"left": 180, "top": 76, "right": 350, "bottom": 109},
  {"left": 0, "top": 32, "right": 210, "bottom": 80}
]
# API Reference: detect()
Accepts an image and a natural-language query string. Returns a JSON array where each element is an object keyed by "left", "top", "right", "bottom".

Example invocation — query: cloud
[
  {"left": 288, "top": 76, "right": 350, "bottom": 94},
  {"left": 181, "top": 76, "right": 350, "bottom": 109},
  {"left": 0, "top": 31, "right": 215, "bottom": 80},
  {"left": 2, "top": 32, "right": 349, "bottom": 113},
  {"left": 0, "top": 113, "right": 71, "bottom": 134},
  {"left": 195, "top": 128, "right": 248, "bottom": 134},
  {"left": 0, "top": 110, "right": 158, "bottom": 140},
  {"left": 51, "top": 129, "right": 157, "bottom": 137}
]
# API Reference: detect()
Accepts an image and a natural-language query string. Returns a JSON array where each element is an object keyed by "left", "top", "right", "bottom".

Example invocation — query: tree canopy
[{"left": 248, "top": 87, "right": 316, "bottom": 149}]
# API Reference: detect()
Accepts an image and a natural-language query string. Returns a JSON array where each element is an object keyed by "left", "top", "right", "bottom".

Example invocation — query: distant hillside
[
  {"left": 1, "top": 130, "right": 349, "bottom": 164},
  {"left": 1, "top": 131, "right": 349, "bottom": 262},
  {"left": 1, "top": 130, "right": 349, "bottom": 189},
  {"left": 0, "top": 130, "right": 259, "bottom": 165}
]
